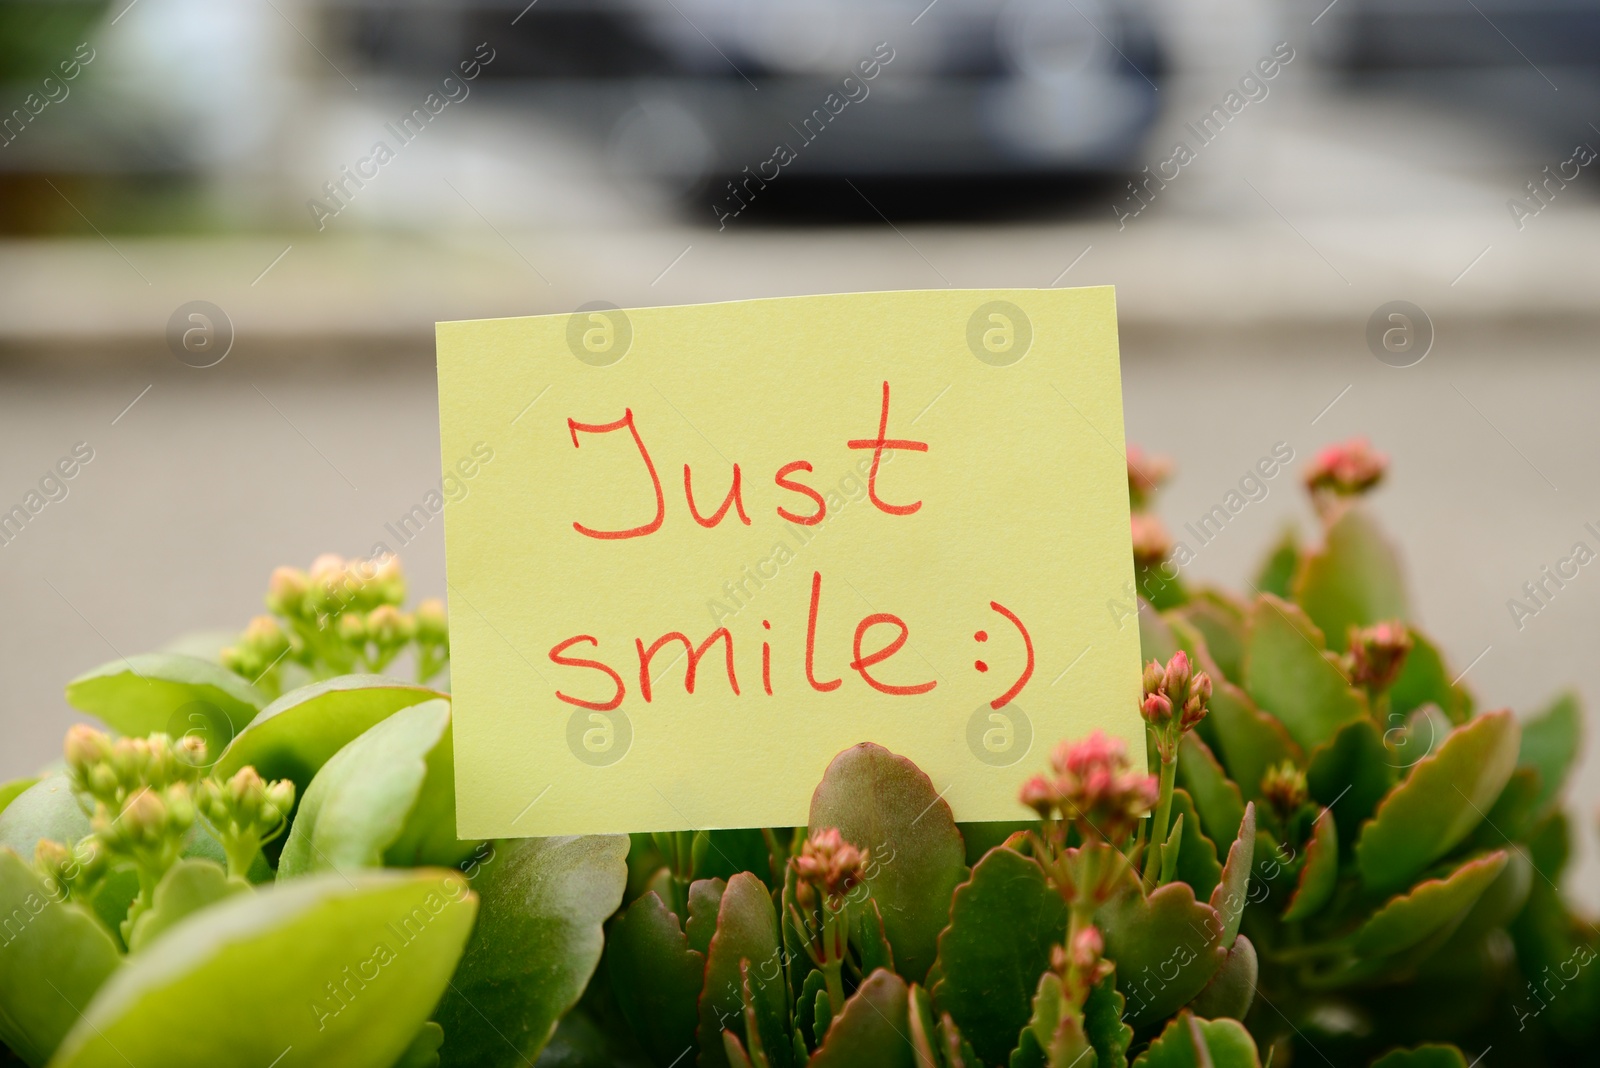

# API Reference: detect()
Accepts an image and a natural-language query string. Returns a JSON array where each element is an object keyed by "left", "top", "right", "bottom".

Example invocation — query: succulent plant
[{"left": 0, "top": 439, "right": 1593, "bottom": 1067}]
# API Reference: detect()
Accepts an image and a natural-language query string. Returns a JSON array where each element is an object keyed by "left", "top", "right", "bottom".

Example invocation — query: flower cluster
[
  {"left": 222, "top": 553, "right": 448, "bottom": 693},
  {"left": 1127, "top": 445, "right": 1174, "bottom": 511},
  {"left": 1304, "top": 437, "right": 1387, "bottom": 499},
  {"left": 1131, "top": 511, "right": 1175, "bottom": 572},
  {"left": 1344, "top": 620, "right": 1412, "bottom": 696},
  {"left": 1140, "top": 650, "right": 1212, "bottom": 762},
  {"left": 1260, "top": 759, "right": 1309, "bottom": 829},
  {"left": 793, "top": 827, "right": 869, "bottom": 912},
  {"left": 1021, "top": 731, "right": 1158, "bottom": 847},
  {"left": 196, "top": 767, "right": 296, "bottom": 879}
]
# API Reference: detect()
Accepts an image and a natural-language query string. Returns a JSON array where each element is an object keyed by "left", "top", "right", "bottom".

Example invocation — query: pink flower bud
[
  {"left": 1162, "top": 650, "right": 1192, "bottom": 704},
  {"left": 1141, "top": 692, "right": 1173, "bottom": 729},
  {"left": 1345, "top": 620, "right": 1412, "bottom": 693},
  {"left": 1130, "top": 512, "right": 1174, "bottom": 572},
  {"left": 1305, "top": 438, "right": 1387, "bottom": 498},
  {"left": 1127, "top": 445, "right": 1174, "bottom": 509}
]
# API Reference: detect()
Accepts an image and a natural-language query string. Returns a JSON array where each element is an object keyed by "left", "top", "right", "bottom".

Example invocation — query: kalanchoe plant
[{"left": 2, "top": 437, "right": 1597, "bottom": 1068}]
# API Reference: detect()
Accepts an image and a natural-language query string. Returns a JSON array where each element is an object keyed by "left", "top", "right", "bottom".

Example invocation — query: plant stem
[{"left": 1143, "top": 755, "right": 1178, "bottom": 889}]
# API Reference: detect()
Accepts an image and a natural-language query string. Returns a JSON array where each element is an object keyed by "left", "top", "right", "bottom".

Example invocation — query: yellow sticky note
[{"left": 436, "top": 288, "right": 1143, "bottom": 838}]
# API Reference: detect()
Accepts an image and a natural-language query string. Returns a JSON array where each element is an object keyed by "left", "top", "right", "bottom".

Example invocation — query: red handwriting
[
  {"left": 568, "top": 410, "right": 664, "bottom": 540},
  {"left": 547, "top": 573, "right": 1033, "bottom": 708},
  {"left": 566, "top": 382, "right": 924, "bottom": 537},
  {"left": 846, "top": 381, "right": 928, "bottom": 516}
]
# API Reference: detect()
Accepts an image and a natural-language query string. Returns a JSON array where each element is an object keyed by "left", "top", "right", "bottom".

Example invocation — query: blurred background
[{"left": 2, "top": 0, "right": 1599, "bottom": 900}]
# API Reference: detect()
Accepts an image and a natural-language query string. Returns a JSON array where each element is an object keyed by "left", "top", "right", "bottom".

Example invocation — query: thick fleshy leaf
[
  {"left": 1133, "top": 1012, "right": 1261, "bottom": 1068},
  {"left": 1281, "top": 808, "right": 1337, "bottom": 922},
  {"left": 1254, "top": 525, "right": 1300, "bottom": 600},
  {"left": 1167, "top": 791, "right": 1222, "bottom": 901},
  {"left": 394, "top": 1022, "right": 445, "bottom": 1068},
  {"left": 1205, "top": 681, "right": 1298, "bottom": 803},
  {"left": 932, "top": 847, "right": 1066, "bottom": 1067},
  {"left": 0, "top": 777, "right": 89, "bottom": 859},
  {"left": 0, "top": 778, "right": 39, "bottom": 818},
  {"left": 1305, "top": 718, "right": 1395, "bottom": 840},
  {"left": 1464, "top": 767, "right": 1542, "bottom": 852},
  {"left": 1173, "top": 595, "right": 1246, "bottom": 683},
  {"left": 1010, "top": 972, "right": 1069, "bottom": 1068},
  {"left": 1187, "top": 934, "right": 1257, "bottom": 1020},
  {"left": 1292, "top": 506, "right": 1408, "bottom": 652},
  {"left": 278, "top": 700, "right": 463, "bottom": 876},
  {"left": 697, "top": 872, "right": 789, "bottom": 1068},
  {"left": 214, "top": 675, "right": 443, "bottom": 793},
  {"left": 64, "top": 653, "right": 264, "bottom": 742},
  {"left": 1099, "top": 881, "right": 1226, "bottom": 1029},
  {"left": 809, "top": 969, "right": 913, "bottom": 1067},
  {"left": 1370, "top": 1046, "right": 1469, "bottom": 1068},
  {"left": 1140, "top": 606, "right": 1181, "bottom": 666},
  {"left": 1084, "top": 971, "right": 1133, "bottom": 1068},
  {"left": 808, "top": 743, "right": 967, "bottom": 984},
  {"left": 51, "top": 869, "right": 475, "bottom": 1068},
  {"left": 1209, "top": 803, "right": 1255, "bottom": 946},
  {"left": 1354, "top": 711, "right": 1521, "bottom": 894},
  {"left": 126, "top": 859, "right": 247, "bottom": 952},
  {"left": 606, "top": 891, "right": 704, "bottom": 1067},
  {"left": 687, "top": 877, "right": 727, "bottom": 958},
  {"left": 1389, "top": 629, "right": 1469, "bottom": 723},
  {"left": 1518, "top": 691, "right": 1581, "bottom": 816},
  {"left": 0, "top": 848, "right": 122, "bottom": 1066},
  {"left": 436, "top": 835, "right": 629, "bottom": 1068},
  {"left": 958, "top": 822, "right": 1033, "bottom": 868},
  {"left": 797, "top": 968, "right": 829, "bottom": 1051},
  {"left": 1353, "top": 851, "right": 1509, "bottom": 958},
  {"left": 1243, "top": 595, "right": 1367, "bottom": 752},
  {"left": 1176, "top": 734, "right": 1246, "bottom": 849}
]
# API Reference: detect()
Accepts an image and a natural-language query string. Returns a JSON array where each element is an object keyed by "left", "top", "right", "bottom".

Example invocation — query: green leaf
[
  {"left": 0, "top": 848, "right": 122, "bottom": 1066},
  {"left": 796, "top": 969, "right": 828, "bottom": 1051},
  {"left": 1243, "top": 595, "right": 1367, "bottom": 752},
  {"left": 809, "top": 969, "right": 913, "bottom": 1068},
  {"left": 215, "top": 675, "right": 443, "bottom": 795},
  {"left": 1009, "top": 972, "right": 1064, "bottom": 1068},
  {"left": 1305, "top": 718, "right": 1395, "bottom": 841},
  {"left": 957, "top": 822, "right": 1033, "bottom": 869},
  {"left": 808, "top": 743, "right": 967, "bottom": 985},
  {"left": 1140, "top": 606, "right": 1181, "bottom": 666},
  {"left": 51, "top": 869, "right": 475, "bottom": 1068},
  {"left": 1254, "top": 524, "right": 1300, "bottom": 600},
  {"left": 1354, "top": 711, "right": 1521, "bottom": 894},
  {"left": 1099, "top": 882, "right": 1226, "bottom": 1029},
  {"left": 695, "top": 829, "right": 777, "bottom": 887},
  {"left": 1388, "top": 629, "right": 1469, "bottom": 723},
  {"left": 1167, "top": 791, "right": 1222, "bottom": 901},
  {"left": 606, "top": 892, "right": 703, "bottom": 1066},
  {"left": 1369, "top": 1045, "right": 1470, "bottom": 1068},
  {"left": 1281, "top": 809, "right": 1337, "bottom": 922},
  {"left": 126, "top": 859, "right": 247, "bottom": 952},
  {"left": 1084, "top": 971, "right": 1133, "bottom": 1068},
  {"left": 931, "top": 847, "right": 1066, "bottom": 1067},
  {"left": 696, "top": 872, "right": 789, "bottom": 1068},
  {"left": 1205, "top": 681, "right": 1298, "bottom": 804},
  {"left": 1292, "top": 506, "right": 1408, "bottom": 652},
  {"left": 0, "top": 778, "right": 39, "bottom": 819},
  {"left": 393, "top": 1022, "right": 445, "bottom": 1068},
  {"left": 1209, "top": 803, "right": 1255, "bottom": 946},
  {"left": 1133, "top": 1012, "right": 1261, "bottom": 1068},
  {"left": 64, "top": 653, "right": 264, "bottom": 742},
  {"left": 687, "top": 877, "right": 726, "bottom": 958},
  {"left": 436, "top": 835, "right": 629, "bottom": 1068},
  {"left": 1160, "top": 813, "right": 1185, "bottom": 887},
  {"left": 854, "top": 898, "right": 895, "bottom": 977},
  {"left": 0, "top": 778, "right": 88, "bottom": 860},
  {"left": 1172, "top": 595, "right": 1246, "bottom": 682},
  {"left": 1353, "top": 851, "right": 1509, "bottom": 958},
  {"left": 1518, "top": 691, "right": 1581, "bottom": 815},
  {"left": 1187, "top": 935, "right": 1257, "bottom": 1021},
  {"left": 278, "top": 700, "right": 462, "bottom": 877},
  {"left": 1176, "top": 734, "right": 1247, "bottom": 849}
]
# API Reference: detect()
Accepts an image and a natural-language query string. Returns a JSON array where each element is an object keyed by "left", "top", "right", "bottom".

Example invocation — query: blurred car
[
  {"left": 1310, "top": 0, "right": 1600, "bottom": 71},
  {"left": 331, "top": 0, "right": 1165, "bottom": 205}
]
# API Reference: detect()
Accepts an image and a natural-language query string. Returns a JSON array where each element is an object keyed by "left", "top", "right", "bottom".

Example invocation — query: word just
[{"left": 546, "top": 382, "right": 1034, "bottom": 712}]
